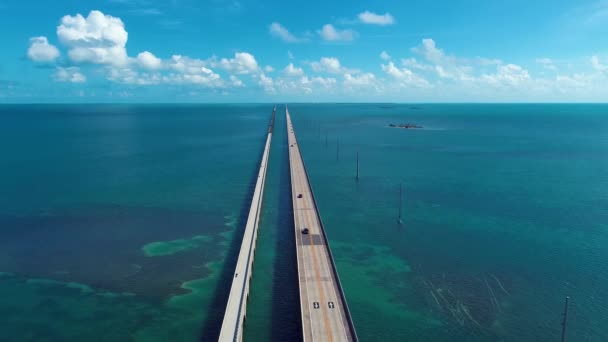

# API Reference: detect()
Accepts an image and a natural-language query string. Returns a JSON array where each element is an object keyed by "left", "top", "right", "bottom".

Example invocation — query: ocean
[{"left": 1, "top": 104, "right": 607, "bottom": 341}]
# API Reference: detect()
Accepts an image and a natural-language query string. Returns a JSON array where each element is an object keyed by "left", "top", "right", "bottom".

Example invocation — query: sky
[{"left": 1, "top": 0, "right": 608, "bottom": 102}]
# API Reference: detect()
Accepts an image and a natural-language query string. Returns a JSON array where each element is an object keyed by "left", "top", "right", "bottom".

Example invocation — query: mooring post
[
  {"left": 356, "top": 152, "right": 360, "bottom": 181},
  {"left": 561, "top": 296, "right": 570, "bottom": 342},
  {"left": 336, "top": 138, "right": 340, "bottom": 161},
  {"left": 398, "top": 183, "right": 403, "bottom": 224}
]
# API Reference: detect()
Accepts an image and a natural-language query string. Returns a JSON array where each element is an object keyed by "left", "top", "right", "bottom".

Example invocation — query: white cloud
[
  {"left": 296, "top": 77, "right": 313, "bottom": 94},
  {"left": 283, "top": 63, "right": 304, "bottom": 77},
  {"left": 109, "top": 53, "right": 226, "bottom": 87},
  {"left": 27, "top": 10, "right": 608, "bottom": 101},
  {"left": 259, "top": 74, "right": 339, "bottom": 95},
  {"left": 555, "top": 73, "right": 594, "bottom": 90},
  {"left": 108, "top": 65, "right": 223, "bottom": 86},
  {"left": 27, "top": 37, "right": 60, "bottom": 62},
  {"left": 478, "top": 58, "right": 503, "bottom": 66},
  {"left": 412, "top": 38, "right": 445, "bottom": 64},
  {"left": 591, "top": 55, "right": 607, "bottom": 72},
  {"left": 216, "top": 52, "right": 259, "bottom": 74},
  {"left": 310, "top": 57, "right": 351, "bottom": 74},
  {"left": 536, "top": 58, "right": 556, "bottom": 71},
  {"left": 412, "top": 38, "right": 473, "bottom": 80},
  {"left": 311, "top": 76, "right": 337, "bottom": 88},
  {"left": 171, "top": 68, "right": 221, "bottom": 85},
  {"left": 435, "top": 65, "right": 451, "bottom": 78},
  {"left": 344, "top": 72, "right": 376, "bottom": 87},
  {"left": 480, "top": 64, "right": 530, "bottom": 87},
  {"left": 258, "top": 73, "right": 275, "bottom": 92},
  {"left": 137, "top": 51, "right": 162, "bottom": 69},
  {"left": 382, "top": 62, "right": 405, "bottom": 78},
  {"left": 381, "top": 62, "right": 430, "bottom": 88},
  {"left": 401, "top": 58, "right": 432, "bottom": 71},
  {"left": 167, "top": 55, "right": 205, "bottom": 73},
  {"left": 57, "top": 10, "right": 129, "bottom": 66},
  {"left": 269, "top": 22, "right": 302, "bottom": 43},
  {"left": 54, "top": 67, "right": 86, "bottom": 83},
  {"left": 358, "top": 11, "right": 395, "bottom": 25},
  {"left": 230, "top": 75, "right": 244, "bottom": 87},
  {"left": 317, "top": 24, "right": 356, "bottom": 41},
  {"left": 107, "top": 67, "right": 156, "bottom": 85}
]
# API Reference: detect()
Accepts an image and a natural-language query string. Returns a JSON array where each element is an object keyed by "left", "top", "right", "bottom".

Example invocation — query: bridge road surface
[
  {"left": 218, "top": 107, "right": 275, "bottom": 342},
  {"left": 286, "top": 107, "right": 358, "bottom": 342}
]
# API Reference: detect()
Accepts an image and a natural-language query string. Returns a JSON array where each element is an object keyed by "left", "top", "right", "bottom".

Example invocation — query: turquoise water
[{"left": 1, "top": 104, "right": 608, "bottom": 341}]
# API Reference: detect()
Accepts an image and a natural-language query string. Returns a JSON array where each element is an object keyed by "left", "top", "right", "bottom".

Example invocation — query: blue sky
[{"left": 1, "top": 0, "right": 608, "bottom": 102}]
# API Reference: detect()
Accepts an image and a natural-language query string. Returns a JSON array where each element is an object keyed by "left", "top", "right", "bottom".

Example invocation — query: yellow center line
[
  {"left": 288, "top": 112, "right": 334, "bottom": 341},
  {"left": 303, "top": 172, "right": 333, "bottom": 342}
]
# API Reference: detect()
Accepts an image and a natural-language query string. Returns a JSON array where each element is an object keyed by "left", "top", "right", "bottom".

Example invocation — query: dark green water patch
[
  {"left": 0, "top": 214, "right": 237, "bottom": 341},
  {"left": 0, "top": 204, "right": 227, "bottom": 299}
]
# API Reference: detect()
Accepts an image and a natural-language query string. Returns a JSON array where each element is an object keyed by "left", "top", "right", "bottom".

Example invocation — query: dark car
[
  {"left": 301, "top": 228, "right": 309, "bottom": 234},
  {"left": 297, "top": 194, "right": 303, "bottom": 198}
]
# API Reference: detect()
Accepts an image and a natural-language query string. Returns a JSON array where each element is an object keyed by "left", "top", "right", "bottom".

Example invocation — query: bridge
[
  {"left": 218, "top": 107, "right": 275, "bottom": 342},
  {"left": 286, "top": 107, "right": 358, "bottom": 342},
  {"left": 218, "top": 106, "right": 357, "bottom": 341}
]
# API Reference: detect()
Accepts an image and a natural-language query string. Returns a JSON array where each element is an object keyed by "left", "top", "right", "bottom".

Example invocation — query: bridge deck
[
  {"left": 218, "top": 107, "right": 275, "bottom": 342},
  {"left": 286, "top": 108, "right": 357, "bottom": 342}
]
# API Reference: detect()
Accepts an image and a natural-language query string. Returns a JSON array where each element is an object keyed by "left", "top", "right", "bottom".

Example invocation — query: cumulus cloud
[
  {"left": 311, "top": 76, "right": 337, "bottom": 88},
  {"left": 108, "top": 67, "right": 160, "bottom": 85},
  {"left": 57, "top": 10, "right": 129, "bottom": 66},
  {"left": 318, "top": 24, "right": 356, "bottom": 41},
  {"left": 258, "top": 73, "right": 275, "bottom": 93},
  {"left": 480, "top": 64, "right": 530, "bottom": 87},
  {"left": 27, "top": 37, "right": 60, "bottom": 62},
  {"left": 311, "top": 57, "right": 349, "bottom": 74},
  {"left": 165, "top": 56, "right": 222, "bottom": 86},
  {"left": 591, "top": 55, "right": 607, "bottom": 72},
  {"left": 26, "top": 10, "right": 270, "bottom": 91},
  {"left": 401, "top": 57, "right": 432, "bottom": 71},
  {"left": 169, "top": 68, "right": 221, "bottom": 85},
  {"left": 344, "top": 72, "right": 376, "bottom": 87},
  {"left": 269, "top": 22, "right": 302, "bottom": 43},
  {"left": 54, "top": 67, "right": 86, "bottom": 83},
  {"left": 230, "top": 75, "right": 244, "bottom": 87},
  {"left": 108, "top": 64, "right": 222, "bottom": 86},
  {"left": 536, "top": 58, "right": 556, "bottom": 71},
  {"left": 412, "top": 38, "right": 445, "bottom": 64},
  {"left": 216, "top": 52, "right": 259, "bottom": 74},
  {"left": 381, "top": 62, "right": 430, "bottom": 88},
  {"left": 258, "top": 74, "right": 339, "bottom": 95},
  {"left": 167, "top": 55, "right": 207, "bottom": 73},
  {"left": 412, "top": 39, "right": 473, "bottom": 80},
  {"left": 105, "top": 53, "right": 227, "bottom": 87},
  {"left": 26, "top": 10, "right": 608, "bottom": 101},
  {"left": 137, "top": 51, "right": 162, "bottom": 69},
  {"left": 283, "top": 63, "right": 304, "bottom": 77},
  {"left": 358, "top": 11, "right": 395, "bottom": 25}
]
